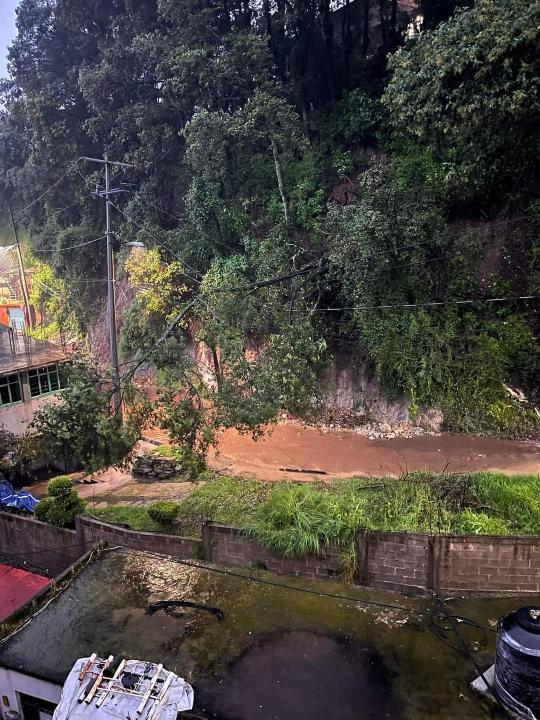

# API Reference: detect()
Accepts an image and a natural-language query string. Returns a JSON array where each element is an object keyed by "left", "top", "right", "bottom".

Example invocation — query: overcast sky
[{"left": 0, "top": 0, "right": 19, "bottom": 79}]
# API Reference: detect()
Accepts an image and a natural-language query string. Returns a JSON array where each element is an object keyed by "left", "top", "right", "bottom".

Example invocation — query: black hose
[{"left": 146, "top": 600, "right": 224, "bottom": 622}]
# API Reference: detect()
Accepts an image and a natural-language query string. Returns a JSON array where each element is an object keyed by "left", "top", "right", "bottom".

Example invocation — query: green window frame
[
  {"left": 28, "top": 365, "right": 63, "bottom": 398},
  {"left": 0, "top": 373, "right": 23, "bottom": 407}
]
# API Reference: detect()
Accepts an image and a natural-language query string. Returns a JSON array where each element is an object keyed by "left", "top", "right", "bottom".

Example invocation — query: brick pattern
[
  {"left": 438, "top": 536, "right": 540, "bottom": 596},
  {"left": 0, "top": 512, "right": 81, "bottom": 577},
  {"left": 2, "top": 511, "right": 540, "bottom": 596},
  {"left": 76, "top": 516, "right": 202, "bottom": 560},
  {"left": 359, "top": 532, "right": 431, "bottom": 595},
  {"left": 204, "top": 524, "right": 342, "bottom": 580}
]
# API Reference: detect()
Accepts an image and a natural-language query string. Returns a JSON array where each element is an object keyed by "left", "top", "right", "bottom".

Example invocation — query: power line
[
  {"left": 14, "top": 168, "right": 73, "bottom": 216},
  {"left": 31, "top": 235, "right": 106, "bottom": 253},
  {"left": 107, "top": 200, "right": 203, "bottom": 285},
  {"left": 285, "top": 295, "right": 540, "bottom": 313}
]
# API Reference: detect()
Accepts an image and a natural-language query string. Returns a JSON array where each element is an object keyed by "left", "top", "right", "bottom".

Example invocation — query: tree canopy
[{"left": 1, "top": 0, "right": 539, "bottom": 445}]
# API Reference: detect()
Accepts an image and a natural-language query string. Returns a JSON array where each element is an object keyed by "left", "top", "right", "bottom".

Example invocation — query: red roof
[{"left": 0, "top": 564, "right": 50, "bottom": 622}]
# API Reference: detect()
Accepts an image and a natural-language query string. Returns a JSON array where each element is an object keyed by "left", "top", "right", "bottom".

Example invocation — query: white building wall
[
  {"left": 0, "top": 396, "right": 58, "bottom": 437},
  {"left": 0, "top": 667, "right": 61, "bottom": 718}
]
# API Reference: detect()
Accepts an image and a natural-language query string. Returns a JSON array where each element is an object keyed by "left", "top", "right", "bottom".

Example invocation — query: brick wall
[
  {"left": 357, "top": 531, "right": 432, "bottom": 595},
  {"left": 437, "top": 535, "right": 540, "bottom": 596},
  {"left": 204, "top": 524, "right": 342, "bottom": 580},
  {"left": 0, "top": 512, "right": 82, "bottom": 577},
  {"left": 2, "top": 511, "right": 540, "bottom": 596},
  {"left": 76, "top": 516, "right": 202, "bottom": 560}
]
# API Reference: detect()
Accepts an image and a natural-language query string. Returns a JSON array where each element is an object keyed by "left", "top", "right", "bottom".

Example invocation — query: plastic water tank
[{"left": 495, "top": 606, "right": 540, "bottom": 718}]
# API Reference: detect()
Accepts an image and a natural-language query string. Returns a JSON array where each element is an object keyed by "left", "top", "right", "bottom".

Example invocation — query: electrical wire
[
  {"left": 31, "top": 235, "right": 106, "bottom": 253},
  {"left": 107, "top": 200, "right": 203, "bottom": 285},
  {"left": 15, "top": 168, "right": 73, "bottom": 216},
  {"left": 105, "top": 545, "right": 424, "bottom": 616},
  {"left": 435, "top": 599, "right": 512, "bottom": 720},
  {"left": 285, "top": 295, "right": 539, "bottom": 313}
]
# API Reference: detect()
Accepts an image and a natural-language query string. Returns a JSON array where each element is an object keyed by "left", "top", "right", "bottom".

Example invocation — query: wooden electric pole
[{"left": 79, "top": 155, "right": 133, "bottom": 422}]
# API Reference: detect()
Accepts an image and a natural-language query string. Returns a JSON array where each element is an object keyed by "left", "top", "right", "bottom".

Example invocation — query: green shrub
[
  {"left": 48, "top": 476, "right": 75, "bottom": 497},
  {"left": 34, "top": 497, "right": 54, "bottom": 522},
  {"left": 46, "top": 493, "right": 86, "bottom": 528},
  {"left": 34, "top": 476, "right": 86, "bottom": 528},
  {"left": 147, "top": 501, "right": 180, "bottom": 524}
]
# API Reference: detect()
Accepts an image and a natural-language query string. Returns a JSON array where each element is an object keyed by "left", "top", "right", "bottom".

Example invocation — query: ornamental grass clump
[{"left": 248, "top": 483, "right": 365, "bottom": 558}]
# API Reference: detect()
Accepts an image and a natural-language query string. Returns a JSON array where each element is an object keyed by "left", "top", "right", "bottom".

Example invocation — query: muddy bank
[{"left": 208, "top": 424, "right": 540, "bottom": 481}]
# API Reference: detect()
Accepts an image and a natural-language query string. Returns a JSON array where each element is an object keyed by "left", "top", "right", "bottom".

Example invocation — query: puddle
[{"left": 199, "top": 630, "right": 401, "bottom": 719}]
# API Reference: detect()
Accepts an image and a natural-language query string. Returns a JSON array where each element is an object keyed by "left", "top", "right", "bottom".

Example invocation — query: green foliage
[
  {"left": 249, "top": 483, "right": 363, "bottom": 557},
  {"left": 2, "top": 0, "right": 539, "bottom": 443},
  {"left": 452, "top": 510, "right": 509, "bottom": 536},
  {"left": 30, "top": 361, "right": 141, "bottom": 472},
  {"left": 34, "top": 497, "right": 54, "bottom": 523},
  {"left": 176, "top": 476, "right": 271, "bottom": 528},
  {"left": 471, "top": 473, "right": 540, "bottom": 535},
  {"left": 48, "top": 476, "right": 75, "bottom": 498},
  {"left": 90, "top": 505, "right": 168, "bottom": 533},
  {"left": 384, "top": 0, "right": 540, "bottom": 205},
  {"left": 35, "top": 476, "right": 86, "bottom": 528},
  {"left": 147, "top": 501, "right": 180, "bottom": 525}
]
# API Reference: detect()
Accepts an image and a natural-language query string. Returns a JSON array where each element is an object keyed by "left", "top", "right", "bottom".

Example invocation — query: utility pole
[
  {"left": 9, "top": 203, "right": 33, "bottom": 330},
  {"left": 79, "top": 155, "right": 133, "bottom": 422}
]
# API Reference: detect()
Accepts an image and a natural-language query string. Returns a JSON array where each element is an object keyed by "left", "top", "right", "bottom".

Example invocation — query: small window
[
  {"left": 28, "top": 365, "right": 63, "bottom": 398},
  {"left": 0, "top": 373, "right": 22, "bottom": 406}
]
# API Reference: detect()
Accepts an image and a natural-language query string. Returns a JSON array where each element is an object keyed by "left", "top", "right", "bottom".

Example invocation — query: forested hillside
[{"left": 1, "top": 0, "right": 539, "bottom": 443}]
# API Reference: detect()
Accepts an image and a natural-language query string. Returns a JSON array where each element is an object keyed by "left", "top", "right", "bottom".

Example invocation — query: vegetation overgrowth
[
  {"left": 35, "top": 476, "right": 86, "bottom": 528},
  {"left": 91, "top": 472, "right": 540, "bottom": 555},
  {"left": 0, "top": 0, "right": 539, "bottom": 458}
]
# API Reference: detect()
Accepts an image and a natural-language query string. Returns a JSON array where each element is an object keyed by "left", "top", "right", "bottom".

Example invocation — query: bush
[
  {"left": 48, "top": 476, "right": 75, "bottom": 497},
  {"left": 34, "top": 497, "right": 54, "bottom": 522},
  {"left": 147, "top": 501, "right": 180, "bottom": 524},
  {"left": 34, "top": 476, "right": 86, "bottom": 528}
]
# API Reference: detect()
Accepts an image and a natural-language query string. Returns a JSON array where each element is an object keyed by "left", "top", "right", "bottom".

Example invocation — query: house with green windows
[{"left": 0, "top": 323, "right": 68, "bottom": 436}]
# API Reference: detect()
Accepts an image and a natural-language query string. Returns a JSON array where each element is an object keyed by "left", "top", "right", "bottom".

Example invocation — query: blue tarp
[{"left": 0, "top": 480, "right": 39, "bottom": 513}]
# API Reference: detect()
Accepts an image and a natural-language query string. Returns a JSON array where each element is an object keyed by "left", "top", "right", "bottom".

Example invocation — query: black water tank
[{"left": 495, "top": 606, "right": 540, "bottom": 718}]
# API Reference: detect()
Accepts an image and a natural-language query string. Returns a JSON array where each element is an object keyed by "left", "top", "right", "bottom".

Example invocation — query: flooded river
[{"left": 209, "top": 423, "right": 540, "bottom": 480}]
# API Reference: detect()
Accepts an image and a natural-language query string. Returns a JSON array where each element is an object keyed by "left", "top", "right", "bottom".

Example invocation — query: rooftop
[
  {"left": 0, "top": 324, "right": 67, "bottom": 375},
  {"left": 0, "top": 564, "right": 49, "bottom": 622},
  {"left": 0, "top": 548, "right": 535, "bottom": 719}
]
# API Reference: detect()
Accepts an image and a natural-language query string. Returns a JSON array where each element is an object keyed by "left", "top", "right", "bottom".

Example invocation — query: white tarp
[{"left": 52, "top": 657, "right": 194, "bottom": 720}]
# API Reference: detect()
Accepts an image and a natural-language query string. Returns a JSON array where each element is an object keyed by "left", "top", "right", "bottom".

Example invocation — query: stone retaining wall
[{"left": 1, "top": 511, "right": 539, "bottom": 596}]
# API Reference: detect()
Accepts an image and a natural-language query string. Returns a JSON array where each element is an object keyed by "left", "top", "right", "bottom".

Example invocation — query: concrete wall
[
  {"left": 0, "top": 395, "right": 58, "bottom": 436},
  {"left": 76, "top": 516, "right": 202, "bottom": 560},
  {"left": 0, "top": 667, "right": 61, "bottom": 720},
  {"left": 2, "top": 512, "right": 540, "bottom": 597},
  {"left": 0, "top": 512, "right": 81, "bottom": 577}
]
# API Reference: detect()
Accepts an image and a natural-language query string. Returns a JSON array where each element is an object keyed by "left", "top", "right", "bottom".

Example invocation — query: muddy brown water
[
  {"left": 208, "top": 424, "right": 540, "bottom": 480},
  {"left": 199, "top": 630, "right": 401, "bottom": 720}
]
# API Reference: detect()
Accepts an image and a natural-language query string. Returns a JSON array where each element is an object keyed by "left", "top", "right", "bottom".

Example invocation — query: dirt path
[{"left": 207, "top": 424, "right": 540, "bottom": 480}]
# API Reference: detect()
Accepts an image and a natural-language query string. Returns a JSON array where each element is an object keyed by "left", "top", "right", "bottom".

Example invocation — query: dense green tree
[{"left": 384, "top": 0, "right": 540, "bottom": 207}]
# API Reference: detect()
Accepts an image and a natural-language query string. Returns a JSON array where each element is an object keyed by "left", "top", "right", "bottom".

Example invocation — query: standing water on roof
[{"left": 198, "top": 630, "right": 400, "bottom": 720}]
